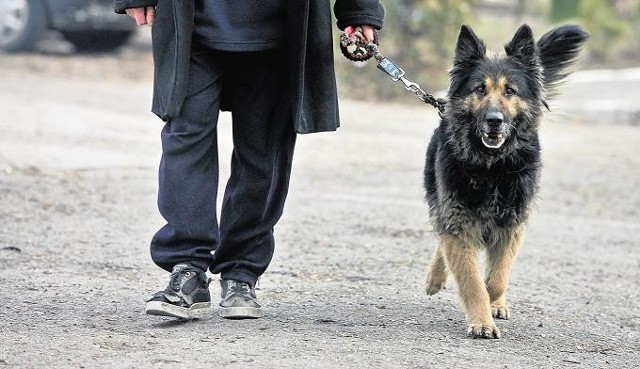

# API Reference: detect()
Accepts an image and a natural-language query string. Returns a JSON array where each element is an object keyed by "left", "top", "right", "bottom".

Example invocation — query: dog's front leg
[
  {"left": 442, "top": 235, "right": 500, "bottom": 339},
  {"left": 485, "top": 227, "right": 524, "bottom": 320},
  {"left": 426, "top": 243, "right": 448, "bottom": 295}
]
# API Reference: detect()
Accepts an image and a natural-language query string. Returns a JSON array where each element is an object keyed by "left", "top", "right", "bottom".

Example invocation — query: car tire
[
  {"left": 0, "top": 0, "right": 47, "bottom": 52},
  {"left": 61, "top": 30, "right": 135, "bottom": 52}
]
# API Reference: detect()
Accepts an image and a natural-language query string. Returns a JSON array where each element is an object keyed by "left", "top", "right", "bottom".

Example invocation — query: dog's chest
[{"left": 447, "top": 168, "right": 534, "bottom": 227}]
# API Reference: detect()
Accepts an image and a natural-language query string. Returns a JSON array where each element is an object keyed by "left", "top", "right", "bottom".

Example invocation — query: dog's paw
[
  {"left": 491, "top": 303, "right": 510, "bottom": 320},
  {"left": 425, "top": 277, "right": 446, "bottom": 295},
  {"left": 467, "top": 323, "right": 501, "bottom": 339}
]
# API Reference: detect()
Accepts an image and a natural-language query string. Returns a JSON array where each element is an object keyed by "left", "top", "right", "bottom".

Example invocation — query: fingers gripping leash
[
  {"left": 340, "top": 28, "right": 446, "bottom": 115},
  {"left": 339, "top": 27, "right": 379, "bottom": 62}
]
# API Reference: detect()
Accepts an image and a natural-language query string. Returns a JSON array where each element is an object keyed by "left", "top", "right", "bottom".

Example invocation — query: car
[{"left": 0, "top": 0, "right": 137, "bottom": 52}]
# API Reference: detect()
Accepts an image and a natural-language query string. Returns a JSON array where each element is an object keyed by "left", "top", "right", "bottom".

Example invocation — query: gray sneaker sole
[
  {"left": 219, "top": 306, "right": 262, "bottom": 319},
  {"left": 145, "top": 301, "right": 211, "bottom": 319}
]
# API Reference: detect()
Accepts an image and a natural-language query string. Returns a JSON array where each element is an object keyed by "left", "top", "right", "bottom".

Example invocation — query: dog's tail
[{"left": 537, "top": 25, "right": 589, "bottom": 104}]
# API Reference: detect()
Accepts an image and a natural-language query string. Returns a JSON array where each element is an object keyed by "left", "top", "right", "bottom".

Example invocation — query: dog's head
[{"left": 444, "top": 24, "right": 588, "bottom": 162}]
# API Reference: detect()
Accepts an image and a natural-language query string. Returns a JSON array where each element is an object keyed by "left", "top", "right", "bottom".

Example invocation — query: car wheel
[
  {"left": 61, "top": 30, "right": 135, "bottom": 52},
  {"left": 0, "top": 0, "right": 47, "bottom": 52}
]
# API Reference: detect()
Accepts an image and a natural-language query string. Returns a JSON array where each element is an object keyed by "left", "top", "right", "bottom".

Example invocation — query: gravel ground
[{"left": 0, "top": 31, "right": 639, "bottom": 368}]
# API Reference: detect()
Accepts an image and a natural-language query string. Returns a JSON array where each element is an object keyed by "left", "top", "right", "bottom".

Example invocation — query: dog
[{"left": 423, "top": 24, "right": 588, "bottom": 338}]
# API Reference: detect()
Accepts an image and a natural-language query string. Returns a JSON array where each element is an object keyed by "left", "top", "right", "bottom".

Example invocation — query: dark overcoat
[{"left": 115, "top": 0, "right": 384, "bottom": 134}]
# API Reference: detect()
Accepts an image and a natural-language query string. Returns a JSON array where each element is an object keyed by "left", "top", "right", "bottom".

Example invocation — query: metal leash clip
[
  {"left": 367, "top": 44, "right": 446, "bottom": 114},
  {"left": 377, "top": 57, "right": 405, "bottom": 81},
  {"left": 340, "top": 31, "right": 447, "bottom": 114}
]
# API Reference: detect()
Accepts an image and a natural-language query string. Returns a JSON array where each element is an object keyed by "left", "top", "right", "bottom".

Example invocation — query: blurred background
[
  {"left": 339, "top": 0, "right": 640, "bottom": 100},
  {"left": 2, "top": 0, "right": 640, "bottom": 97},
  {"left": 0, "top": 0, "right": 137, "bottom": 53}
]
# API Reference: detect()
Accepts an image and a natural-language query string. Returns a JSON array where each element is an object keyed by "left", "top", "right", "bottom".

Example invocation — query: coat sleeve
[
  {"left": 333, "top": 0, "right": 384, "bottom": 31},
  {"left": 114, "top": 0, "right": 158, "bottom": 14}
]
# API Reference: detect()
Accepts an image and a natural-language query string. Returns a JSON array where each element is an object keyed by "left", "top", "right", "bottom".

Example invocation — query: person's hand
[
  {"left": 344, "top": 25, "right": 375, "bottom": 44},
  {"left": 125, "top": 7, "right": 155, "bottom": 26}
]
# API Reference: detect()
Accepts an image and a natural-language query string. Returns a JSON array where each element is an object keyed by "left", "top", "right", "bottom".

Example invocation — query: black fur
[
  {"left": 424, "top": 24, "right": 588, "bottom": 241},
  {"left": 537, "top": 25, "right": 590, "bottom": 103}
]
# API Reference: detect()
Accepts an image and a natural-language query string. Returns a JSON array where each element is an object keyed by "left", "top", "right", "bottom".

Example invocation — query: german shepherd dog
[{"left": 424, "top": 24, "right": 588, "bottom": 338}]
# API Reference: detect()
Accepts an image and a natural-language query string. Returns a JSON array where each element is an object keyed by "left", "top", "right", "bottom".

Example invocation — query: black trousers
[{"left": 150, "top": 43, "right": 296, "bottom": 287}]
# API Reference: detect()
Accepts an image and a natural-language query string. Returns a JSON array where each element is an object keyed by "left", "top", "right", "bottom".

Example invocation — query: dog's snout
[{"left": 485, "top": 111, "right": 504, "bottom": 125}]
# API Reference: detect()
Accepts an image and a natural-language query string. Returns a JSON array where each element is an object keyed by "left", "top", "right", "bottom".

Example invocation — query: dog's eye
[
  {"left": 505, "top": 87, "right": 516, "bottom": 96},
  {"left": 475, "top": 86, "right": 486, "bottom": 95}
]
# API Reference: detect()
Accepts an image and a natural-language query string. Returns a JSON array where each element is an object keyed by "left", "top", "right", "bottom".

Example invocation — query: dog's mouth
[{"left": 481, "top": 132, "right": 506, "bottom": 149}]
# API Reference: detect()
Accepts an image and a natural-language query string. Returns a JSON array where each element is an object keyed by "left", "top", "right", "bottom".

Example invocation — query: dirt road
[{"left": 1, "top": 33, "right": 639, "bottom": 368}]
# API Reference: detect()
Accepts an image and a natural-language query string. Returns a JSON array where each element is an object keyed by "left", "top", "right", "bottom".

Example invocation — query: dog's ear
[
  {"left": 537, "top": 25, "right": 589, "bottom": 94},
  {"left": 505, "top": 24, "right": 536, "bottom": 63},
  {"left": 454, "top": 25, "right": 486, "bottom": 63}
]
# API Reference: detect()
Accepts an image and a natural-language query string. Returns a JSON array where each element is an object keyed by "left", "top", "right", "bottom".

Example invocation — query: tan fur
[
  {"left": 425, "top": 245, "right": 448, "bottom": 295},
  {"left": 471, "top": 76, "right": 530, "bottom": 117},
  {"left": 426, "top": 226, "right": 524, "bottom": 339},
  {"left": 485, "top": 226, "right": 524, "bottom": 319}
]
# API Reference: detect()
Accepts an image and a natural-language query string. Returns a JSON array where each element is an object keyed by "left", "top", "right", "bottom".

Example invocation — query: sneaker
[
  {"left": 145, "top": 264, "right": 212, "bottom": 319},
  {"left": 219, "top": 279, "right": 262, "bottom": 319}
]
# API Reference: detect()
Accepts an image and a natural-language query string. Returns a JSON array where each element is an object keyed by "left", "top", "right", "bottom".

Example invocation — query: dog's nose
[{"left": 485, "top": 111, "right": 504, "bottom": 125}]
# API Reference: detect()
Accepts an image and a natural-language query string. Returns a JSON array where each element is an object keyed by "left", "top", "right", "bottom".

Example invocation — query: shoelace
[
  {"left": 227, "top": 280, "right": 251, "bottom": 294},
  {"left": 169, "top": 268, "right": 194, "bottom": 291}
]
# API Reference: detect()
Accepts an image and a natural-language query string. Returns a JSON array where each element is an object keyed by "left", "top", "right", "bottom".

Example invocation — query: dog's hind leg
[
  {"left": 485, "top": 227, "right": 524, "bottom": 320},
  {"left": 442, "top": 235, "right": 500, "bottom": 339},
  {"left": 426, "top": 243, "right": 448, "bottom": 295}
]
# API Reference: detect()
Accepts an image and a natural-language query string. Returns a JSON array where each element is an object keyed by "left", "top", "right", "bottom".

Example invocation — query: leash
[{"left": 340, "top": 28, "right": 447, "bottom": 115}]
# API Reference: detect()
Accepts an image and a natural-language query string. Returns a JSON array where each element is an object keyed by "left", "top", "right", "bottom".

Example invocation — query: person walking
[{"left": 115, "top": 0, "right": 384, "bottom": 319}]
